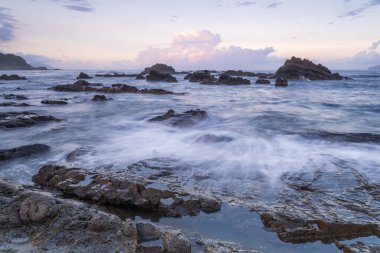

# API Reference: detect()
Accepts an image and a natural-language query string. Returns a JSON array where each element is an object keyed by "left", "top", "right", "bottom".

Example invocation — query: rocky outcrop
[
  {"left": 141, "top": 63, "right": 176, "bottom": 75},
  {"left": 0, "top": 102, "right": 30, "bottom": 107},
  {"left": 146, "top": 70, "right": 178, "bottom": 83},
  {"left": 41, "top": 99, "right": 68, "bottom": 105},
  {"left": 185, "top": 70, "right": 217, "bottom": 83},
  {"left": 136, "top": 74, "right": 145, "bottom": 80},
  {"left": 32, "top": 165, "right": 221, "bottom": 217},
  {"left": 149, "top": 109, "right": 208, "bottom": 127},
  {"left": 76, "top": 72, "right": 92, "bottom": 79},
  {"left": 3, "top": 94, "right": 28, "bottom": 100},
  {"left": 275, "top": 57, "right": 345, "bottom": 80},
  {"left": 275, "top": 78, "right": 288, "bottom": 87},
  {"left": 95, "top": 73, "right": 139, "bottom": 78},
  {"left": 51, "top": 82, "right": 176, "bottom": 95},
  {"left": 221, "top": 70, "right": 256, "bottom": 77},
  {"left": 255, "top": 79, "right": 270, "bottom": 84},
  {"left": 0, "top": 112, "right": 61, "bottom": 128},
  {"left": 217, "top": 75, "right": 250, "bottom": 85},
  {"left": 0, "top": 53, "right": 47, "bottom": 70},
  {"left": 0, "top": 144, "right": 49, "bottom": 161},
  {"left": 0, "top": 74, "right": 26, "bottom": 80},
  {"left": 92, "top": 94, "right": 108, "bottom": 101}
]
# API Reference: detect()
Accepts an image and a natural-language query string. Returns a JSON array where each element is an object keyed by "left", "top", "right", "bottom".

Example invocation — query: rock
[
  {"left": 185, "top": 70, "right": 217, "bottom": 83},
  {"left": 0, "top": 144, "right": 50, "bottom": 161},
  {"left": 221, "top": 70, "right": 256, "bottom": 77},
  {"left": 275, "top": 56, "right": 346, "bottom": 80},
  {"left": 0, "top": 74, "right": 26, "bottom": 80},
  {"left": 3, "top": 94, "right": 28, "bottom": 100},
  {"left": 76, "top": 72, "right": 92, "bottom": 79},
  {"left": 51, "top": 83, "right": 98, "bottom": 92},
  {"left": 195, "top": 134, "right": 234, "bottom": 143},
  {"left": 198, "top": 196, "right": 221, "bottom": 213},
  {"left": 91, "top": 94, "right": 108, "bottom": 101},
  {"left": 136, "top": 222, "right": 162, "bottom": 241},
  {"left": 19, "top": 195, "right": 58, "bottom": 223},
  {"left": 66, "top": 146, "right": 95, "bottom": 162},
  {"left": 275, "top": 78, "right": 288, "bottom": 87},
  {"left": 255, "top": 79, "right": 270, "bottom": 84},
  {"left": 136, "top": 74, "right": 145, "bottom": 80},
  {"left": 142, "top": 63, "right": 176, "bottom": 75},
  {"left": 0, "top": 112, "right": 61, "bottom": 128},
  {"left": 0, "top": 102, "right": 31, "bottom": 107},
  {"left": 146, "top": 70, "right": 178, "bottom": 83},
  {"left": 163, "top": 231, "right": 191, "bottom": 253},
  {"left": 95, "top": 73, "right": 139, "bottom": 78},
  {"left": 216, "top": 74, "right": 250, "bottom": 85},
  {"left": 204, "top": 243, "right": 261, "bottom": 253},
  {"left": 148, "top": 109, "right": 207, "bottom": 127},
  {"left": 41, "top": 99, "right": 68, "bottom": 105}
]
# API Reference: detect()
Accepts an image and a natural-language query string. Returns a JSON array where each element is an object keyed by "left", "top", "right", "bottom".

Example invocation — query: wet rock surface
[
  {"left": 3, "top": 94, "right": 28, "bottom": 100},
  {"left": 275, "top": 78, "right": 288, "bottom": 86},
  {"left": 92, "top": 94, "right": 109, "bottom": 101},
  {"left": 221, "top": 70, "right": 257, "bottom": 77},
  {"left": 76, "top": 72, "right": 92, "bottom": 79},
  {"left": 146, "top": 70, "right": 178, "bottom": 83},
  {"left": 0, "top": 102, "right": 30, "bottom": 106},
  {"left": 141, "top": 63, "right": 176, "bottom": 75},
  {"left": 0, "top": 112, "right": 61, "bottom": 128},
  {"left": 255, "top": 79, "right": 270, "bottom": 84},
  {"left": 148, "top": 109, "right": 208, "bottom": 127},
  {"left": 275, "top": 56, "right": 346, "bottom": 80},
  {"left": 185, "top": 70, "right": 217, "bottom": 83},
  {"left": 41, "top": 99, "right": 68, "bottom": 105},
  {"left": 0, "top": 144, "right": 50, "bottom": 161},
  {"left": 0, "top": 74, "right": 26, "bottom": 80}
]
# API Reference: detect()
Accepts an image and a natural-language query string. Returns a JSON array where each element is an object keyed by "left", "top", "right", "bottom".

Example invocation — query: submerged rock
[
  {"left": 95, "top": 73, "right": 139, "bottom": 78},
  {"left": 41, "top": 99, "right": 68, "bottom": 105},
  {"left": 0, "top": 112, "right": 61, "bottom": 128},
  {"left": 91, "top": 94, "right": 108, "bottom": 101},
  {"left": 3, "top": 94, "right": 28, "bottom": 100},
  {"left": 76, "top": 72, "right": 92, "bottom": 79},
  {"left": 0, "top": 102, "right": 30, "bottom": 107},
  {"left": 275, "top": 56, "right": 346, "bottom": 80},
  {"left": 148, "top": 109, "right": 208, "bottom": 127},
  {"left": 0, "top": 144, "right": 49, "bottom": 161},
  {"left": 146, "top": 70, "right": 178, "bottom": 83},
  {"left": 0, "top": 74, "right": 26, "bottom": 80},
  {"left": 275, "top": 78, "right": 288, "bottom": 87},
  {"left": 185, "top": 70, "right": 217, "bottom": 83},
  {"left": 142, "top": 63, "right": 176, "bottom": 75},
  {"left": 255, "top": 79, "right": 270, "bottom": 84}
]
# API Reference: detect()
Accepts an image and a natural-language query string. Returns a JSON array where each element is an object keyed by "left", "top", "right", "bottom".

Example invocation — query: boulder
[
  {"left": 0, "top": 74, "right": 26, "bottom": 80},
  {"left": 76, "top": 72, "right": 92, "bottom": 79},
  {"left": 91, "top": 94, "right": 108, "bottom": 101},
  {"left": 184, "top": 70, "right": 217, "bottom": 83},
  {"left": 0, "top": 112, "right": 61, "bottom": 128},
  {"left": 255, "top": 79, "right": 270, "bottom": 84},
  {"left": 221, "top": 70, "right": 256, "bottom": 77},
  {"left": 275, "top": 56, "right": 345, "bottom": 80},
  {"left": 0, "top": 144, "right": 50, "bottom": 161},
  {"left": 216, "top": 74, "right": 250, "bottom": 85},
  {"left": 275, "top": 78, "right": 288, "bottom": 87},
  {"left": 163, "top": 231, "right": 191, "bottom": 253},
  {"left": 148, "top": 109, "right": 207, "bottom": 128},
  {"left": 41, "top": 99, "right": 68, "bottom": 105},
  {"left": 142, "top": 63, "right": 176, "bottom": 75},
  {"left": 146, "top": 70, "right": 178, "bottom": 83}
]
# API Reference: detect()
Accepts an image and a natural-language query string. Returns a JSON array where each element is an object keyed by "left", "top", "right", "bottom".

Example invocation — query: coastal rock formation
[
  {"left": 222, "top": 70, "right": 256, "bottom": 77},
  {"left": 0, "top": 53, "right": 47, "bottom": 70},
  {"left": 51, "top": 81, "right": 176, "bottom": 95},
  {"left": 255, "top": 79, "right": 270, "bottom": 84},
  {"left": 0, "top": 74, "right": 26, "bottom": 80},
  {"left": 217, "top": 74, "right": 250, "bottom": 85},
  {"left": 146, "top": 70, "right": 178, "bottom": 83},
  {"left": 95, "top": 73, "right": 139, "bottom": 78},
  {"left": 41, "top": 99, "right": 68, "bottom": 105},
  {"left": 141, "top": 63, "right": 176, "bottom": 75},
  {"left": 92, "top": 94, "right": 109, "bottom": 101},
  {"left": 275, "top": 78, "right": 288, "bottom": 87},
  {"left": 0, "top": 112, "right": 61, "bottom": 128},
  {"left": 76, "top": 72, "right": 92, "bottom": 79},
  {"left": 149, "top": 109, "right": 208, "bottom": 127},
  {"left": 275, "top": 56, "right": 345, "bottom": 80},
  {"left": 3, "top": 94, "right": 28, "bottom": 100},
  {"left": 136, "top": 73, "right": 145, "bottom": 80},
  {"left": 0, "top": 102, "right": 30, "bottom": 107},
  {"left": 185, "top": 70, "right": 217, "bottom": 83},
  {"left": 32, "top": 165, "right": 221, "bottom": 217},
  {"left": 0, "top": 144, "right": 50, "bottom": 161}
]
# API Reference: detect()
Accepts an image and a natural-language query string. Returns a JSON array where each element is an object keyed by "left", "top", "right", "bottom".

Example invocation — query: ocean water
[{"left": 1, "top": 70, "right": 379, "bottom": 252}]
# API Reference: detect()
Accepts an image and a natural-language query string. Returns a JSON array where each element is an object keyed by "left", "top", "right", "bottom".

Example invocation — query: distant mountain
[
  {"left": 368, "top": 64, "right": 380, "bottom": 71},
  {"left": 0, "top": 53, "right": 48, "bottom": 70}
]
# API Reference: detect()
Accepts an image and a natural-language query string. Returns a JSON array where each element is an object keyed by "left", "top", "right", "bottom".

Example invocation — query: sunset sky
[{"left": 1, "top": 0, "right": 380, "bottom": 70}]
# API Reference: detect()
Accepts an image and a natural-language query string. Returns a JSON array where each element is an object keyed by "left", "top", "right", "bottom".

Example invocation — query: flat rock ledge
[
  {"left": 32, "top": 165, "right": 221, "bottom": 217},
  {"left": 0, "top": 112, "right": 61, "bottom": 128},
  {"left": 0, "top": 144, "right": 49, "bottom": 161}
]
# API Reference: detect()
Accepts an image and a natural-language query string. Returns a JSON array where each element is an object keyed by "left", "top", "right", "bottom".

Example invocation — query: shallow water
[{"left": 1, "top": 69, "right": 379, "bottom": 252}]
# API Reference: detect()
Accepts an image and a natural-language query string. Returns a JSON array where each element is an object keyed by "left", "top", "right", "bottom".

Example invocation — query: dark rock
[
  {"left": 0, "top": 53, "right": 46, "bottom": 70},
  {"left": 0, "top": 74, "right": 26, "bottom": 80},
  {"left": 0, "top": 112, "right": 61, "bottom": 128},
  {"left": 136, "top": 222, "right": 162, "bottom": 241},
  {"left": 0, "top": 144, "right": 50, "bottom": 161},
  {"left": 255, "top": 79, "right": 270, "bottom": 84},
  {"left": 184, "top": 70, "right": 217, "bottom": 83},
  {"left": 221, "top": 70, "right": 256, "bottom": 77},
  {"left": 275, "top": 78, "right": 288, "bottom": 87},
  {"left": 275, "top": 56, "right": 346, "bottom": 80},
  {"left": 0, "top": 102, "right": 31, "bottom": 107},
  {"left": 91, "top": 94, "right": 108, "bottom": 101},
  {"left": 3, "top": 94, "right": 28, "bottom": 100},
  {"left": 95, "top": 73, "right": 139, "bottom": 78},
  {"left": 66, "top": 146, "right": 95, "bottom": 162},
  {"left": 41, "top": 99, "right": 68, "bottom": 105},
  {"left": 146, "top": 70, "right": 178, "bottom": 83},
  {"left": 51, "top": 83, "right": 97, "bottom": 92},
  {"left": 76, "top": 72, "right": 92, "bottom": 79},
  {"left": 136, "top": 74, "right": 145, "bottom": 80},
  {"left": 142, "top": 63, "right": 176, "bottom": 75},
  {"left": 216, "top": 74, "right": 250, "bottom": 85},
  {"left": 163, "top": 231, "right": 191, "bottom": 253},
  {"left": 148, "top": 109, "right": 207, "bottom": 127}
]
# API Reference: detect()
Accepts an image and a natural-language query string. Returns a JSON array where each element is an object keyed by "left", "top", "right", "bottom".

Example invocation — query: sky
[{"left": 0, "top": 0, "right": 380, "bottom": 70}]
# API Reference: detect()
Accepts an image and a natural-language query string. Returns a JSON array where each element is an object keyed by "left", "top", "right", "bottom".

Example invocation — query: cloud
[
  {"left": 51, "top": 0, "right": 94, "bottom": 12},
  {"left": 0, "top": 7, "right": 16, "bottom": 43},
  {"left": 369, "top": 39, "right": 380, "bottom": 50},
  {"left": 266, "top": 2, "right": 282, "bottom": 8},
  {"left": 340, "top": 0, "right": 380, "bottom": 17},
  {"left": 134, "top": 30, "right": 283, "bottom": 70},
  {"left": 236, "top": 1, "right": 256, "bottom": 7}
]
